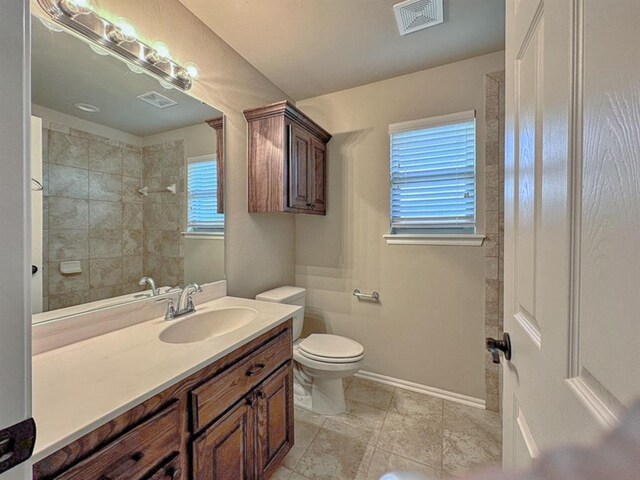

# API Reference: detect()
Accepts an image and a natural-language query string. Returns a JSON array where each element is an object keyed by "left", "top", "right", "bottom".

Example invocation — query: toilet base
[
  {"left": 293, "top": 363, "right": 354, "bottom": 415},
  {"left": 293, "top": 376, "right": 347, "bottom": 415}
]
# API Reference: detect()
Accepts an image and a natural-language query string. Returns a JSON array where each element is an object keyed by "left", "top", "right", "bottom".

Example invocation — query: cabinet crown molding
[{"left": 243, "top": 100, "right": 332, "bottom": 142}]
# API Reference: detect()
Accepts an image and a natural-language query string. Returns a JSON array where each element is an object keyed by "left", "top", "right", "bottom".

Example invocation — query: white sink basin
[{"left": 159, "top": 307, "right": 258, "bottom": 344}]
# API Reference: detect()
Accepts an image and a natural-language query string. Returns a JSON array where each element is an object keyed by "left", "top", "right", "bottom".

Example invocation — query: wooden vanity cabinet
[
  {"left": 256, "top": 364, "right": 294, "bottom": 477},
  {"left": 244, "top": 101, "right": 331, "bottom": 215},
  {"left": 192, "top": 399, "right": 256, "bottom": 479},
  {"left": 33, "top": 321, "right": 294, "bottom": 480},
  {"left": 192, "top": 363, "right": 293, "bottom": 480}
]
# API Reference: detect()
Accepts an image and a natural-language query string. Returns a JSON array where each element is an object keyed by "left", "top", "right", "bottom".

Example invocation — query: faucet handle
[
  {"left": 157, "top": 297, "right": 176, "bottom": 320},
  {"left": 183, "top": 284, "right": 202, "bottom": 314}
]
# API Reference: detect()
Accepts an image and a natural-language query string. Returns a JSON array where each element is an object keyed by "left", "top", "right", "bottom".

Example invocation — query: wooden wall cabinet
[
  {"left": 244, "top": 101, "right": 331, "bottom": 215},
  {"left": 34, "top": 321, "right": 294, "bottom": 480}
]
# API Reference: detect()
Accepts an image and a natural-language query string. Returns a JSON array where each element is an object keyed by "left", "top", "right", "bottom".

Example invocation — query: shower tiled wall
[
  {"left": 142, "top": 140, "right": 186, "bottom": 289},
  {"left": 42, "top": 124, "right": 145, "bottom": 311},
  {"left": 484, "top": 71, "right": 505, "bottom": 412}
]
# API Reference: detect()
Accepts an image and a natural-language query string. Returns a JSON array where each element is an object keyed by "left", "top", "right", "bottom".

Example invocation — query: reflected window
[{"left": 187, "top": 154, "right": 224, "bottom": 234}]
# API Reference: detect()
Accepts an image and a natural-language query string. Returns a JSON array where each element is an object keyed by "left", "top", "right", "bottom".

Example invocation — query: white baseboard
[{"left": 354, "top": 370, "right": 486, "bottom": 410}]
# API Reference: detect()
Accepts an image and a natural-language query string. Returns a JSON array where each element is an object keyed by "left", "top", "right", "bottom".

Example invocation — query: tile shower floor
[{"left": 272, "top": 377, "right": 502, "bottom": 480}]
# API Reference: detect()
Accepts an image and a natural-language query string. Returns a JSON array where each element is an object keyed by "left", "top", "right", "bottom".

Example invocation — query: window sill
[
  {"left": 181, "top": 232, "right": 224, "bottom": 240},
  {"left": 383, "top": 233, "right": 485, "bottom": 246}
]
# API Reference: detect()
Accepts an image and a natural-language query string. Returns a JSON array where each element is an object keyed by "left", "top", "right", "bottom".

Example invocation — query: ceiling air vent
[
  {"left": 393, "top": 0, "right": 444, "bottom": 36},
  {"left": 136, "top": 91, "right": 178, "bottom": 109}
]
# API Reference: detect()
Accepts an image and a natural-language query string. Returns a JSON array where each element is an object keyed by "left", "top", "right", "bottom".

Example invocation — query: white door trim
[{"left": 0, "top": 1, "right": 32, "bottom": 478}]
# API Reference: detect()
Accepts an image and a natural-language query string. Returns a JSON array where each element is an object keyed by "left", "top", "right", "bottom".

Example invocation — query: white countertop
[{"left": 32, "top": 296, "right": 299, "bottom": 462}]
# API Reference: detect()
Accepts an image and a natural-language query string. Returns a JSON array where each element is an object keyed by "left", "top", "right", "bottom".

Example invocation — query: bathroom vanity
[{"left": 31, "top": 294, "right": 298, "bottom": 480}]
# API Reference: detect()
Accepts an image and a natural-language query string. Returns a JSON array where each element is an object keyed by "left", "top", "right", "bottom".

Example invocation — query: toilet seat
[{"left": 298, "top": 334, "right": 364, "bottom": 364}]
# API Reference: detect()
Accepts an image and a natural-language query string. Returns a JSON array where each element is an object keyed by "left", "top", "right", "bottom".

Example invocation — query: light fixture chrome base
[{"left": 36, "top": 0, "right": 194, "bottom": 90}]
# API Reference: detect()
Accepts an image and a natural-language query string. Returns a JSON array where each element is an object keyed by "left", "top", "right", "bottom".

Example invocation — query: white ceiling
[
  {"left": 178, "top": 0, "right": 505, "bottom": 100},
  {"left": 32, "top": 19, "right": 222, "bottom": 137}
]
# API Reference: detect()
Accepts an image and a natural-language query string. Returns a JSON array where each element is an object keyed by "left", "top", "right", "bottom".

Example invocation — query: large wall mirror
[{"left": 31, "top": 16, "right": 225, "bottom": 322}]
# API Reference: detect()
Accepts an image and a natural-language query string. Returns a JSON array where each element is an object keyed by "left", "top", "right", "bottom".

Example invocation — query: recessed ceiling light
[{"left": 74, "top": 103, "right": 100, "bottom": 113}]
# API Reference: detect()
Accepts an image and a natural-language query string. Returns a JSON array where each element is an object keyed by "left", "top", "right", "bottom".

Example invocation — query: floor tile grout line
[
  {"left": 374, "top": 388, "right": 444, "bottom": 475},
  {"left": 290, "top": 418, "right": 325, "bottom": 475},
  {"left": 362, "top": 386, "right": 396, "bottom": 479},
  {"left": 373, "top": 441, "right": 443, "bottom": 476},
  {"left": 375, "top": 443, "right": 443, "bottom": 474},
  {"left": 374, "top": 387, "right": 394, "bottom": 449}
]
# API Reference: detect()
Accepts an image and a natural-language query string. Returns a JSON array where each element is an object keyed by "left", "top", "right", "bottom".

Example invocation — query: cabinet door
[
  {"left": 309, "top": 138, "right": 326, "bottom": 213},
  {"left": 192, "top": 399, "right": 256, "bottom": 480},
  {"left": 256, "top": 363, "right": 294, "bottom": 478},
  {"left": 288, "top": 123, "right": 312, "bottom": 210}
]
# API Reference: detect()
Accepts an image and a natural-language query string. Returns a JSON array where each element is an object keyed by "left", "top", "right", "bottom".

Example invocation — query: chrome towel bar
[{"left": 353, "top": 289, "right": 380, "bottom": 301}]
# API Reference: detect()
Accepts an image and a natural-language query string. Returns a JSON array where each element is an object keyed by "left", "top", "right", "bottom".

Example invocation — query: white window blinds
[
  {"left": 188, "top": 155, "right": 224, "bottom": 232},
  {"left": 389, "top": 110, "right": 476, "bottom": 233}
]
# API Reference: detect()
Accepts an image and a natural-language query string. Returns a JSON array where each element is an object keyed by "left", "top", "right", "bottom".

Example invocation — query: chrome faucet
[
  {"left": 139, "top": 276, "right": 159, "bottom": 296},
  {"left": 158, "top": 283, "right": 203, "bottom": 320},
  {"left": 177, "top": 283, "right": 203, "bottom": 313}
]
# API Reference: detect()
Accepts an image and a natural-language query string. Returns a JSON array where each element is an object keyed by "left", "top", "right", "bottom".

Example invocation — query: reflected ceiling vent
[
  {"left": 393, "top": 0, "right": 444, "bottom": 36},
  {"left": 136, "top": 91, "right": 178, "bottom": 109}
]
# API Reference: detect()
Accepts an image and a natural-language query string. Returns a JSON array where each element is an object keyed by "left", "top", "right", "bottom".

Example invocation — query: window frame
[
  {"left": 185, "top": 153, "right": 224, "bottom": 238},
  {"left": 385, "top": 110, "right": 485, "bottom": 246}
]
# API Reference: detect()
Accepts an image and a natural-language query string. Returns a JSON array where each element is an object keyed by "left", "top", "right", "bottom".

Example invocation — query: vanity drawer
[
  {"left": 54, "top": 403, "right": 181, "bottom": 480},
  {"left": 190, "top": 329, "right": 292, "bottom": 432}
]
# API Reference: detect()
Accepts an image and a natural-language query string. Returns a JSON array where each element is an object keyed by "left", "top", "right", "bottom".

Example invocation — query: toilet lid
[{"left": 299, "top": 334, "right": 364, "bottom": 361}]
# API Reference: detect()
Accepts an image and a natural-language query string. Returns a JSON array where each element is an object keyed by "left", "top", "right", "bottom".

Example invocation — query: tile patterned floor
[{"left": 272, "top": 377, "right": 501, "bottom": 480}]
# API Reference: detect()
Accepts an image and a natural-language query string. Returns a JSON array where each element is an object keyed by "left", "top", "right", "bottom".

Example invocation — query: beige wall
[
  {"left": 185, "top": 237, "right": 225, "bottom": 284},
  {"left": 295, "top": 51, "right": 505, "bottom": 400},
  {"left": 32, "top": 0, "right": 296, "bottom": 299}
]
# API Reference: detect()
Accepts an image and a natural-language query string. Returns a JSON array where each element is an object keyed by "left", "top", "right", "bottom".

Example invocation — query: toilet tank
[{"left": 255, "top": 286, "right": 305, "bottom": 341}]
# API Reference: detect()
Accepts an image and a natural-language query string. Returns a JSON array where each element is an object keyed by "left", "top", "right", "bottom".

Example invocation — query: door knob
[{"left": 486, "top": 332, "right": 511, "bottom": 364}]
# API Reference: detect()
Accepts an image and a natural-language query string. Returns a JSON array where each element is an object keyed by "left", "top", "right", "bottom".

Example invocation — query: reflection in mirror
[{"left": 31, "top": 17, "right": 225, "bottom": 321}]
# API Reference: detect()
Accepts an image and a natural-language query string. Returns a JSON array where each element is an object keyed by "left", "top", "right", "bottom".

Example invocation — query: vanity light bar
[{"left": 37, "top": 0, "right": 197, "bottom": 90}]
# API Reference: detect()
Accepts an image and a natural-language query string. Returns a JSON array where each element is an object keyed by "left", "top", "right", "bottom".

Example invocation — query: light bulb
[
  {"left": 73, "top": 0, "right": 92, "bottom": 9},
  {"left": 58, "top": 0, "right": 92, "bottom": 16},
  {"left": 114, "top": 18, "right": 137, "bottom": 42},
  {"left": 184, "top": 62, "right": 200, "bottom": 80},
  {"left": 151, "top": 42, "right": 170, "bottom": 61}
]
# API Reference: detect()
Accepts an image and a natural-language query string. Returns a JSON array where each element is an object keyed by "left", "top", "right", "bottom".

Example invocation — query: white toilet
[{"left": 256, "top": 286, "right": 364, "bottom": 415}]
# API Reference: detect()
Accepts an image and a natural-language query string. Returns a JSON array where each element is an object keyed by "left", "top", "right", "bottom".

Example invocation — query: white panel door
[
  {"left": 503, "top": 0, "right": 640, "bottom": 467},
  {"left": 0, "top": 1, "right": 32, "bottom": 479}
]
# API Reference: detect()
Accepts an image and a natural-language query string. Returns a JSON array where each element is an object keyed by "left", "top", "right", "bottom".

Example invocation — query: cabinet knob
[
  {"left": 256, "top": 390, "right": 266, "bottom": 400},
  {"left": 246, "top": 363, "right": 266, "bottom": 377},
  {"left": 165, "top": 466, "right": 181, "bottom": 479}
]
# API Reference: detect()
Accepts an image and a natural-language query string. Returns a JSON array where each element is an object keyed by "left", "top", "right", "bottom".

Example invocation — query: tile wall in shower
[{"left": 42, "top": 123, "right": 145, "bottom": 311}]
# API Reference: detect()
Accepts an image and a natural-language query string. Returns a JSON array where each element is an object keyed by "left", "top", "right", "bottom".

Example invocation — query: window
[
  {"left": 187, "top": 154, "right": 224, "bottom": 234},
  {"left": 385, "top": 110, "right": 484, "bottom": 246}
]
